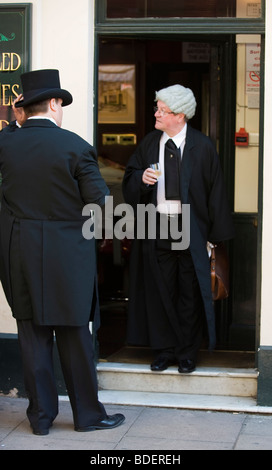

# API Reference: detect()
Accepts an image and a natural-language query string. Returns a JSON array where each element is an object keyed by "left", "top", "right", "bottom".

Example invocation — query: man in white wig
[{"left": 123, "top": 84, "right": 234, "bottom": 373}]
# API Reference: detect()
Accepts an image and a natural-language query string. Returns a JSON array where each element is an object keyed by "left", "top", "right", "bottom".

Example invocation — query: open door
[{"left": 96, "top": 36, "right": 256, "bottom": 359}]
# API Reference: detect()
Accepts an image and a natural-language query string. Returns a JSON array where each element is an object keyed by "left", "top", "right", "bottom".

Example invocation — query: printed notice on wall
[
  {"left": 246, "top": 3, "right": 261, "bottom": 17},
  {"left": 182, "top": 43, "right": 210, "bottom": 63},
  {"left": 246, "top": 43, "right": 260, "bottom": 93},
  {"left": 246, "top": 43, "right": 260, "bottom": 108}
]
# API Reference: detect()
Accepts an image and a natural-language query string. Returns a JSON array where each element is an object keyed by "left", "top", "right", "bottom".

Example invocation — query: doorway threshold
[{"left": 100, "top": 346, "right": 255, "bottom": 369}]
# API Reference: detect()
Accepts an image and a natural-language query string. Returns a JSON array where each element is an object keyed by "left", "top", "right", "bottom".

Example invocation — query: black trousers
[
  {"left": 16, "top": 320, "right": 107, "bottom": 431},
  {"left": 10, "top": 220, "right": 106, "bottom": 431},
  {"left": 154, "top": 217, "right": 204, "bottom": 362}
]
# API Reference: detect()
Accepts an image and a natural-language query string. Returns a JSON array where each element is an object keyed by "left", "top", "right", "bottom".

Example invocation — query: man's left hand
[{"left": 12, "top": 94, "right": 27, "bottom": 126}]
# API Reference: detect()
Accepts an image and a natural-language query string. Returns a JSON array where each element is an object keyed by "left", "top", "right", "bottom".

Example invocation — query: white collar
[
  {"left": 28, "top": 116, "right": 57, "bottom": 125},
  {"left": 163, "top": 123, "right": 187, "bottom": 148}
]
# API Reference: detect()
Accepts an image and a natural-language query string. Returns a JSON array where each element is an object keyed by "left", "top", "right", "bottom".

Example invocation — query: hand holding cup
[{"left": 142, "top": 163, "right": 161, "bottom": 185}]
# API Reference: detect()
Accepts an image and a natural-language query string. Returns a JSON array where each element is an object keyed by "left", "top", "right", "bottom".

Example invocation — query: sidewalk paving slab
[{"left": 1, "top": 396, "right": 272, "bottom": 453}]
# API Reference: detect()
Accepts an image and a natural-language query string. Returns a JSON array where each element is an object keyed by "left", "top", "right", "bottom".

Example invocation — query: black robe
[{"left": 122, "top": 126, "right": 234, "bottom": 350}]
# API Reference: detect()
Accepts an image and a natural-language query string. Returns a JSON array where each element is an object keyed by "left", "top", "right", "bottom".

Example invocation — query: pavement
[{"left": 1, "top": 394, "right": 272, "bottom": 453}]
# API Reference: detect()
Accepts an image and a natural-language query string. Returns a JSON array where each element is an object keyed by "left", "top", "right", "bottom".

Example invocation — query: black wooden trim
[
  {"left": 95, "top": 21, "right": 264, "bottom": 36},
  {"left": 257, "top": 347, "right": 272, "bottom": 406},
  {"left": 229, "top": 213, "right": 258, "bottom": 352}
]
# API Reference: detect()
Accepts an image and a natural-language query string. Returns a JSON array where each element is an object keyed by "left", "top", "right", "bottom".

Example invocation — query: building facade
[{"left": 0, "top": 0, "right": 271, "bottom": 405}]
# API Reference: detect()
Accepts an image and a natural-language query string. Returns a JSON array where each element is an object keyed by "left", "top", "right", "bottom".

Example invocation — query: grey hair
[{"left": 155, "top": 84, "right": 197, "bottom": 120}]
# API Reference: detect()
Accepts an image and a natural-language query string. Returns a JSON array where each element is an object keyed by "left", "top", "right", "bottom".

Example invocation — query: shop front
[
  {"left": 1, "top": 0, "right": 271, "bottom": 406},
  {"left": 94, "top": 0, "right": 263, "bottom": 373}
]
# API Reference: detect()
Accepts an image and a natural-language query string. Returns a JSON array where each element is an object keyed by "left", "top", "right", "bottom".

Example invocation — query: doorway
[{"left": 95, "top": 36, "right": 255, "bottom": 360}]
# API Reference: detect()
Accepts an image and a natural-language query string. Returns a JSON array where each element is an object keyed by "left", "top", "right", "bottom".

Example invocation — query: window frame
[{"left": 95, "top": 0, "right": 265, "bottom": 35}]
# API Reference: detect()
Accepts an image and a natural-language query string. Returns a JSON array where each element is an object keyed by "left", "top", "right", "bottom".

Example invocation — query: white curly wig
[{"left": 155, "top": 84, "right": 197, "bottom": 120}]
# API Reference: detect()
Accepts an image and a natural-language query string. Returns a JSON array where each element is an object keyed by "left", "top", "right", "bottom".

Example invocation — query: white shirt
[
  {"left": 157, "top": 123, "right": 187, "bottom": 214},
  {"left": 28, "top": 116, "right": 57, "bottom": 125}
]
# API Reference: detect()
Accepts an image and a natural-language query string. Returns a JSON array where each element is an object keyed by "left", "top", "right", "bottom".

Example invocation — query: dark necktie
[{"left": 164, "top": 139, "right": 181, "bottom": 200}]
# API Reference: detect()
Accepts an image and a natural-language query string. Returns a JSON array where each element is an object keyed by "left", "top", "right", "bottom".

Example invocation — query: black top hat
[{"left": 15, "top": 69, "right": 73, "bottom": 108}]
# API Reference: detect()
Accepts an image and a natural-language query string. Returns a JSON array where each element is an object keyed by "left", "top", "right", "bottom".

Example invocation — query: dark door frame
[{"left": 94, "top": 1, "right": 265, "bottom": 356}]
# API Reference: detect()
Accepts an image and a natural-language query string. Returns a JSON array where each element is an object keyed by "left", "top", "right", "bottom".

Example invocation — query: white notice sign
[{"left": 246, "top": 43, "right": 260, "bottom": 94}]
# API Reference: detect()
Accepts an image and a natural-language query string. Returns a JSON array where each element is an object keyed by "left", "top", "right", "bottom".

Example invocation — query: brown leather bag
[{"left": 210, "top": 243, "right": 229, "bottom": 301}]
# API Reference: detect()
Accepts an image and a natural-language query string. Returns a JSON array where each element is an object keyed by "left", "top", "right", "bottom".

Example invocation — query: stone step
[
  {"left": 97, "top": 390, "right": 272, "bottom": 414},
  {"left": 97, "top": 362, "right": 258, "bottom": 398}
]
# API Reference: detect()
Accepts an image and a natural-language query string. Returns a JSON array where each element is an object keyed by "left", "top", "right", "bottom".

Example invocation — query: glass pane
[
  {"left": 106, "top": 0, "right": 262, "bottom": 19},
  {"left": 98, "top": 65, "right": 136, "bottom": 124}
]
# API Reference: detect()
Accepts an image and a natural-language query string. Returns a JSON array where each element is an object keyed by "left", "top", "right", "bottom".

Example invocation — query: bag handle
[{"left": 210, "top": 244, "right": 216, "bottom": 292}]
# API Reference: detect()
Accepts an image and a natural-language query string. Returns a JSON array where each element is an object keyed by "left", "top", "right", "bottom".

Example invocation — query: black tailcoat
[
  {"left": 122, "top": 126, "right": 234, "bottom": 349},
  {"left": 0, "top": 119, "right": 109, "bottom": 328}
]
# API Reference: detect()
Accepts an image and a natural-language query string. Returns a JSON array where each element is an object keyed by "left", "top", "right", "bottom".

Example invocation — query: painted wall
[
  {"left": 234, "top": 35, "right": 260, "bottom": 213},
  {"left": 260, "top": 0, "right": 272, "bottom": 346}
]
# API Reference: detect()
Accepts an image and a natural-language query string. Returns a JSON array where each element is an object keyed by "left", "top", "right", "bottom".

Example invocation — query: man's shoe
[
  {"left": 32, "top": 427, "right": 50, "bottom": 436},
  {"left": 178, "top": 359, "right": 196, "bottom": 373},
  {"left": 151, "top": 357, "right": 174, "bottom": 372},
  {"left": 75, "top": 413, "right": 125, "bottom": 432},
  {"left": 31, "top": 422, "right": 53, "bottom": 436}
]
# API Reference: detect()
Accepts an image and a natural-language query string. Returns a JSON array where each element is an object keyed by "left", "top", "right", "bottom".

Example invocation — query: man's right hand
[{"left": 142, "top": 168, "right": 158, "bottom": 185}]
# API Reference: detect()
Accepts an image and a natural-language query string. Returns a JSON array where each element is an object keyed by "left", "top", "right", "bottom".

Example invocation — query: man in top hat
[
  {"left": 0, "top": 69, "right": 125, "bottom": 435},
  {"left": 123, "top": 84, "right": 234, "bottom": 374}
]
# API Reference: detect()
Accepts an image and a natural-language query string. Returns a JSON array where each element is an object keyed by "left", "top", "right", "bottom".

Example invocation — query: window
[{"left": 106, "top": 0, "right": 262, "bottom": 19}]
